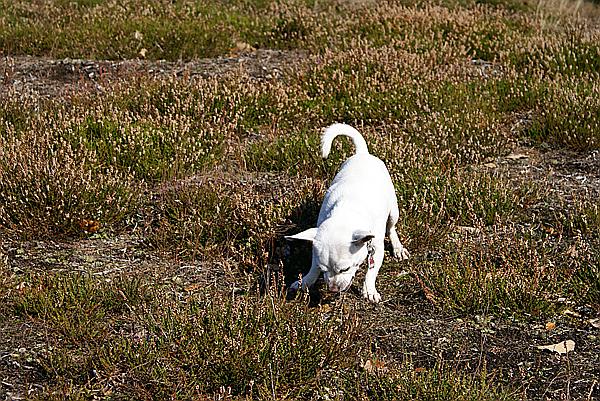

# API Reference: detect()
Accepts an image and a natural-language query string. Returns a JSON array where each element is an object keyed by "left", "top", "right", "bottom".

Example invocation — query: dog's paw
[
  {"left": 393, "top": 246, "right": 410, "bottom": 260},
  {"left": 362, "top": 288, "right": 382, "bottom": 303},
  {"left": 286, "top": 280, "right": 302, "bottom": 300}
]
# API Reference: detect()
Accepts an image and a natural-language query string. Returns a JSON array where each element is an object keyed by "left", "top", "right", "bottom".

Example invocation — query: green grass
[
  {"left": 567, "top": 248, "right": 600, "bottom": 305},
  {"left": 244, "top": 130, "right": 338, "bottom": 176}
]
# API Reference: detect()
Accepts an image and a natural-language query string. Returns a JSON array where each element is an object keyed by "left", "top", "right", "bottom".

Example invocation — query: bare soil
[{"left": 1, "top": 49, "right": 302, "bottom": 99}]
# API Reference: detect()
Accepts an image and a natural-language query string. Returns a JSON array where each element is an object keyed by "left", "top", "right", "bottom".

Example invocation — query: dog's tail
[{"left": 321, "top": 123, "right": 369, "bottom": 159}]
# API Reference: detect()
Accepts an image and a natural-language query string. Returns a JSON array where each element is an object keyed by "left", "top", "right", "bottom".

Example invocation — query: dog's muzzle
[{"left": 324, "top": 272, "right": 352, "bottom": 293}]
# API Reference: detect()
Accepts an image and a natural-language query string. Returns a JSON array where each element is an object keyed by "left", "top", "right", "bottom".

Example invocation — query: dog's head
[{"left": 285, "top": 219, "right": 373, "bottom": 293}]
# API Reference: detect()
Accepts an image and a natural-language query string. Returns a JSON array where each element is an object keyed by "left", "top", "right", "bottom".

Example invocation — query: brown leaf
[
  {"left": 319, "top": 304, "right": 332, "bottom": 313},
  {"left": 230, "top": 41, "right": 255, "bottom": 55},
  {"left": 565, "top": 244, "right": 579, "bottom": 258},
  {"left": 536, "top": 340, "right": 575, "bottom": 354},
  {"left": 362, "top": 359, "right": 387, "bottom": 374},
  {"left": 563, "top": 309, "right": 581, "bottom": 318},
  {"left": 545, "top": 322, "right": 556, "bottom": 331},
  {"left": 79, "top": 219, "right": 101, "bottom": 233},
  {"left": 184, "top": 283, "right": 203, "bottom": 292},
  {"left": 413, "top": 273, "right": 437, "bottom": 304}
]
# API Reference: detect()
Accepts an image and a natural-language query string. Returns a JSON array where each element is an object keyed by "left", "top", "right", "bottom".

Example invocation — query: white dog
[{"left": 285, "top": 123, "right": 409, "bottom": 303}]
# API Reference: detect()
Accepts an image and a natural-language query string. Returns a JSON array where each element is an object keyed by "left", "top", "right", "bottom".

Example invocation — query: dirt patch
[
  {"left": 481, "top": 146, "right": 600, "bottom": 201},
  {"left": 1, "top": 233, "right": 237, "bottom": 294},
  {"left": 1, "top": 49, "right": 304, "bottom": 99}
]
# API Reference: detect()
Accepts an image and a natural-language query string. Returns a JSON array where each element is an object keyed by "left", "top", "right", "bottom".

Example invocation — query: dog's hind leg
[{"left": 387, "top": 206, "right": 410, "bottom": 260}]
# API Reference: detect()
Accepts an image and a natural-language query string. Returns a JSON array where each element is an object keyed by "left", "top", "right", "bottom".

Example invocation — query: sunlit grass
[{"left": 1, "top": 0, "right": 600, "bottom": 398}]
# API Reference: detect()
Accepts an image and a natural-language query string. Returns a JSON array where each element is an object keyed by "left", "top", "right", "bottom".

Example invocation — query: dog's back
[{"left": 318, "top": 124, "right": 396, "bottom": 226}]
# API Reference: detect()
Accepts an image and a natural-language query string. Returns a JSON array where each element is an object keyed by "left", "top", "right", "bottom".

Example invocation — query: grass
[
  {"left": 1, "top": 0, "right": 600, "bottom": 399},
  {"left": 7, "top": 272, "right": 518, "bottom": 400},
  {"left": 333, "top": 363, "right": 517, "bottom": 401},
  {"left": 417, "top": 230, "right": 587, "bottom": 315}
]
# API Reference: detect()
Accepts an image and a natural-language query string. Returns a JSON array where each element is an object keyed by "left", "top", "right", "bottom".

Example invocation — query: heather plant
[
  {"left": 328, "top": 363, "right": 516, "bottom": 401},
  {"left": 11, "top": 272, "right": 363, "bottom": 399},
  {"left": 13, "top": 274, "right": 146, "bottom": 341},
  {"left": 6, "top": 270, "right": 521, "bottom": 400},
  {"left": 566, "top": 241, "right": 600, "bottom": 307},
  {"left": 0, "top": 0, "right": 261, "bottom": 59},
  {"left": 416, "top": 213, "right": 600, "bottom": 314},
  {"left": 0, "top": 121, "right": 142, "bottom": 237},
  {"left": 68, "top": 115, "right": 224, "bottom": 182},
  {"left": 527, "top": 77, "right": 600, "bottom": 150},
  {"left": 418, "top": 231, "right": 558, "bottom": 314},
  {"left": 0, "top": 249, "right": 8, "bottom": 315},
  {"left": 0, "top": 0, "right": 549, "bottom": 61},
  {"left": 1, "top": 0, "right": 600, "bottom": 399},
  {"left": 147, "top": 175, "right": 326, "bottom": 266}
]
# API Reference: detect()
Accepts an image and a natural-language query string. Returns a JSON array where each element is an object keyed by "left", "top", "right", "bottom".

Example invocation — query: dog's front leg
[
  {"left": 362, "top": 241, "right": 385, "bottom": 303},
  {"left": 290, "top": 254, "right": 321, "bottom": 291}
]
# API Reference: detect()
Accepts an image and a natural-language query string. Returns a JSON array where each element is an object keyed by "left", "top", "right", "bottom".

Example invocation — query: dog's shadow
[{"left": 260, "top": 196, "right": 324, "bottom": 306}]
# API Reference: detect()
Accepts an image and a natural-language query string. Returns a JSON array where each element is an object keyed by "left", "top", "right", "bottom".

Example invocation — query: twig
[
  {"left": 412, "top": 271, "right": 438, "bottom": 304},
  {"left": 587, "top": 380, "right": 597, "bottom": 401}
]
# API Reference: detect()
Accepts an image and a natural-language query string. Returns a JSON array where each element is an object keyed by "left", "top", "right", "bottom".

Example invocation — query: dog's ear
[
  {"left": 285, "top": 228, "right": 318, "bottom": 242},
  {"left": 352, "top": 230, "right": 374, "bottom": 245}
]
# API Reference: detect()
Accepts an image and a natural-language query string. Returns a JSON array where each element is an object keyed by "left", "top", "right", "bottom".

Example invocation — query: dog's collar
[{"left": 367, "top": 240, "right": 375, "bottom": 269}]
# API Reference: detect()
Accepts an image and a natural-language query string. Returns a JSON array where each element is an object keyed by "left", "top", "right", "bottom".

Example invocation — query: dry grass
[
  {"left": 9, "top": 273, "right": 361, "bottom": 399},
  {"left": 1, "top": 0, "right": 600, "bottom": 399}
]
